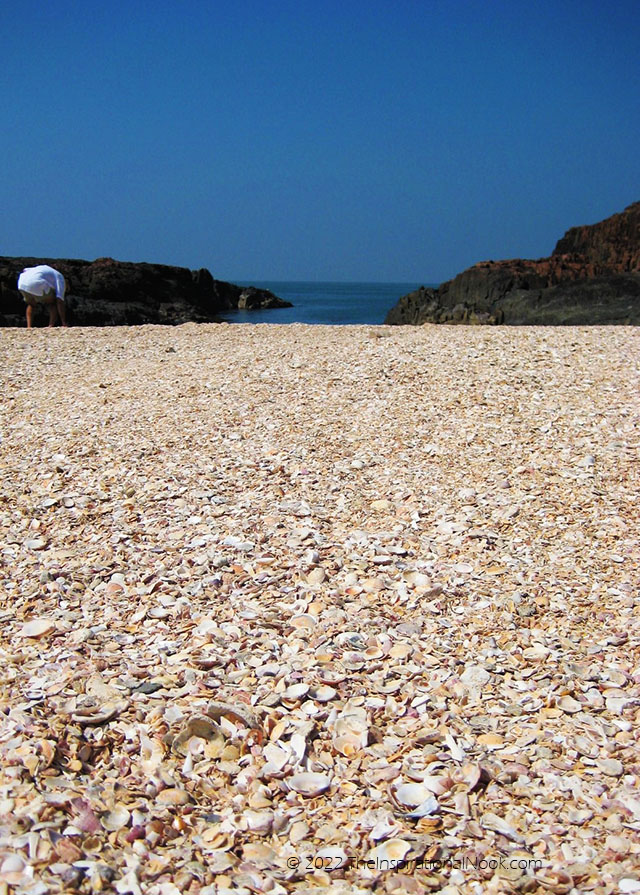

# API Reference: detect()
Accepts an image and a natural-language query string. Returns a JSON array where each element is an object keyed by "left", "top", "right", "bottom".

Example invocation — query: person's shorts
[{"left": 21, "top": 289, "right": 59, "bottom": 305}]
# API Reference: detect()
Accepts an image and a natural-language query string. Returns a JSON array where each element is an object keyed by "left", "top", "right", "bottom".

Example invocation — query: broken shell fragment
[
  {"left": 102, "top": 805, "right": 131, "bottom": 831},
  {"left": 172, "top": 714, "right": 225, "bottom": 755}
]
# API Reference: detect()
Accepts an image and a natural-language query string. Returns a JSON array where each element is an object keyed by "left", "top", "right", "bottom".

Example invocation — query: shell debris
[{"left": 1, "top": 323, "right": 639, "bottom": 893}]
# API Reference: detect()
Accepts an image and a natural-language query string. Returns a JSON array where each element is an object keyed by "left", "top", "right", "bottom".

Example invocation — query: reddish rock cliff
[{"left": 386, "top": 202, "right": 640, "bottom": 325}]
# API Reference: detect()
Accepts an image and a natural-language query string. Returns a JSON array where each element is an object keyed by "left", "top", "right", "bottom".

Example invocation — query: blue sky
[{"left": 1, "top": 0, "right": 638, "bottom": 282}]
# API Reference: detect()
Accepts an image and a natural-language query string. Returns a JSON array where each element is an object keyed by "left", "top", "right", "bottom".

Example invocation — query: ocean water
[{"left": 218, "top": 281, "right": 433, "bottom": 325}]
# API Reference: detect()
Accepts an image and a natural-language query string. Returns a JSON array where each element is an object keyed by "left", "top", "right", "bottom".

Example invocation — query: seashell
[
  {"left": 572, "top": 735, "right": 599, "bottom": 758},
  {"left": 481, "top": 811, "right": 524, "bottom": 843},
  {"left": 242, "top": 809, "right": 273, "bottom": 834},
  {"left": 25, "top": 538, "right": 47, "bottom": 550},
  {"left": 460, "top": 665, "right": 491, "bottom": 689},
  {"left": 335, "top": 631, "right": 367, "bottom": 649},
  {"left": 522, "top": 644, "right": 550, "bottom": 660},
  {"left": 172, "top": 714, "right": 224, "bottom": 755},
  {"left": 289, "top": 732, "right": 307, "bottom": 763},
  {"left": 1, "top": 854, "right": 26, "bottom": 877},
  {"left": 290, "top": 614, "right": 317, "bottom": 630},
  {"left": 368, "top": 839, "right": 411, "bottom": 862},
  {"left": 242, "top": 842, "right": 276, "bottom": 864},
  {"left": 403, "top": 570, "right": 432, "bottom": 588},
  {"left": 207, "top": 851, "right": 234, "bottom": 873},
  {"left": 619, "top": 881, "right": 640, "bottom": 894},
  {"left": 370, "top": 816, "right": 402, "bottom": 841},
  {"left": 156, "top": 788, "right": 191, "bottom": 806},
  {"left": 309, "top": 684, "right": 337, "bottom": 702},
  {"left": 389, "top": 642, "right": 412, "bottom": 659},
  {"left": 19, "top": 618, "right": 55, "bottom": 638},
  {"left": 597, "top": 757, "right": 623, "bottom": 776},
  {"left": 289, "top": 820, "right": 310, "bottom": 843},
  {"left": 315, "top": 846, "right": 349, "bottom": 868},
  {"left": 370, "top": 499, "right": 393, "bottom": 512},
  {"left": 282, "top": 683, "right": 310, "bottom": 702},
  {"left": 406, "top": 796, "right": 440, "bottom": 818},
  {"left": 476, "top": 733, "right": 504, "bottom": 750},
  {"left": 333, "top": 735, "right": 362, "bottom": 756},
  {"left": 72, "top": 700, "right": 126, "bottom": 726},
  {"left": 288, "top": 772, "right": 332, "bottom": 797},
  {"left": 536, "top": 869, "right": 574, "bottom": 893},
  {"left": 391, "top": 781, "right": 437, "bottom": 809},
  {"left": 262, "top": 742, "right": 290, "bottom": 774},
  {"left": 102, "top": 805, "right": 131, "bottom": 831},
  {"left": 147, "top": 606, "right": 171, "bottom": 619},
  {"left": 207, "top": 701, "right": 261, "bottom": 730},
  {"left": 557, "top": 695, "right": 582, "bottom": 713},
  {"left": 307, "top": 567, "right": 326, "bottom": 585},
  {"left": 453, "top": 762, "right": 486, "bottom": 791}
]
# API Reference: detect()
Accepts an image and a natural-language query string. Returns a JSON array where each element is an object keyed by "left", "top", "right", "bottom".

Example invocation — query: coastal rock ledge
[
  {"left": 385, "top": 201, "right": 640, "bottom": 325},
  {"left": 0, "top": 257, "right": 291, "bottom": 326}
]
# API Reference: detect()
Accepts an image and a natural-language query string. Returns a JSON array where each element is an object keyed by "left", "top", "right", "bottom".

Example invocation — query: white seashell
[
  {"left": 262, "top": 742, "right": 290, "bottom": 773},
  {"left": 314, "top": 846, "right": 349, "bottom": 868},
  {"left": 558, "top": 695, "right": 582, "bottom": 713},
  {"left": 482, "top": 811, "right": 524, "bottom": 843},
  {"left": 307, "top": 567, "right": 326, "bottom": 585},
  {"left": 282, "top": 683, "right": 310, "bottom": 701},
  {"left": 288, "top": 772, "right": 332, "bottom": 797},
  {"left": 392, "top": 782, "right": 434, "bottom": 808},
  {"left": 243, "top": 809, "right": 274, "bottom": 834},
  {"left": 290, "top": 614, "right": 317, "bottom": 630},
  {"left": 102, "top": 805, "right": 131, "bottom": 831},
  {"left": 460, "top": 665, "right": 491, "bottom": 689},
  {"left": 403, "top": 571, "right": 432, "bottom": 587},
  {"left": 207, "top": 851, "right": 234, "bottom": 873},
  {"left": 619, "top": 880, "right": 640, "bottom": 894},
  {"left": 1, "top": 854, "right": 26, "bottom": 873},
  {"left": 310, "top": 684, "right": 337, "bottom": 702},
  {"left": 368, "top": 839, "right": 411, "bottom": 862},
  {"left": 333, "top": 734, "right": 363, "bottom": 756},
  {"left": 597, "top": 758, "right": 624, "bottom": 776},
  {"left": 370, "top": 816, "right": 402, "bottom": 842},
  {"left": 407, "top": 796, "right": 440, "bottom": 818},
  {"left": 19, "top": 618, "right": 55, "bottom": 638},
  {"left": 289, "top": 732, "right": 307, "bottom": 763}
]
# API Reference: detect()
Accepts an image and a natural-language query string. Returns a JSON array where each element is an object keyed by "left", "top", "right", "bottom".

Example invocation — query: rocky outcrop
[
  {"left": 385, "top": 202, "right": 640, "bottom": 325},
  {"left": 0, "top": 256, "right": 291, "bottom": 326}
]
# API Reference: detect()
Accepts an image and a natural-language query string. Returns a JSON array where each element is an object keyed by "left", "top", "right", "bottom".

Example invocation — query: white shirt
[{"left": 18, "top": 265, "right": 66, "bottom": 300}]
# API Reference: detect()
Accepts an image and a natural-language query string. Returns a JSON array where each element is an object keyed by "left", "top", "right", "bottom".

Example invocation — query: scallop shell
[
  {"left": 287, "top": 772, "right": 332, "bottom": 797},
  {"left": 282, "top": 683, "right": 310, "bottom": 702},
  {"left": 309, "top": 684, "right": 337, "bottom": 702},
  {"left": 391, "top": 782, "right": 434, "bottom": 808}
]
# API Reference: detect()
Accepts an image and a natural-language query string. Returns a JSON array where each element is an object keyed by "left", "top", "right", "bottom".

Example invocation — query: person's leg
[
  {"left": 25, "top": 301, "right": 36, "bottom": 328},
  {"left": 45, "top": 295, "right": 59, "bottom": 327},
  {"left": 56, "top": 298, "right": 68, "bottom": 326},
  {"left": 21, "top": 291, "right": 37, "bottom": 328}
]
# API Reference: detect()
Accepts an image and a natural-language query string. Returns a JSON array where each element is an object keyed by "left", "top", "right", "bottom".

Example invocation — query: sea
[{"left": 217, "top": 281, "right": 433, "bottom": 325}]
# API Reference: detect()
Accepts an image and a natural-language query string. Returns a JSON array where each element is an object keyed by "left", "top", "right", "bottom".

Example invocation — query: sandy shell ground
[{"left": 0, "top": 323, "right": 639, "bottom": 895}]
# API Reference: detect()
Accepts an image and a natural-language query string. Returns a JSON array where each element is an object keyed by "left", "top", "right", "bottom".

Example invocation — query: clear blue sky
[{"left": 1, "top": 0, "right": 638, "bottom": 282}]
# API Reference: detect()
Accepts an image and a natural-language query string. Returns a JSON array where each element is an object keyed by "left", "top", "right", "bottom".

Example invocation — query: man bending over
[{"left": 18, "top": 264, "right": 68, "bottom": 328}]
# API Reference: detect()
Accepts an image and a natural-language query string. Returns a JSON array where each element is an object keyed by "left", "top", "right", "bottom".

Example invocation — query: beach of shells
[{"left": 1, "top": 322, "right": 639, "bottom": 895}]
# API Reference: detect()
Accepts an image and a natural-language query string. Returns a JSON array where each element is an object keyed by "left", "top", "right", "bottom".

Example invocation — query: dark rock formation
[
  {"left": 385, "top": 202, "right": 640, "bottom": 325},
  {"left": 0, "top": 256, "right": 291, "bottom": 326}
]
